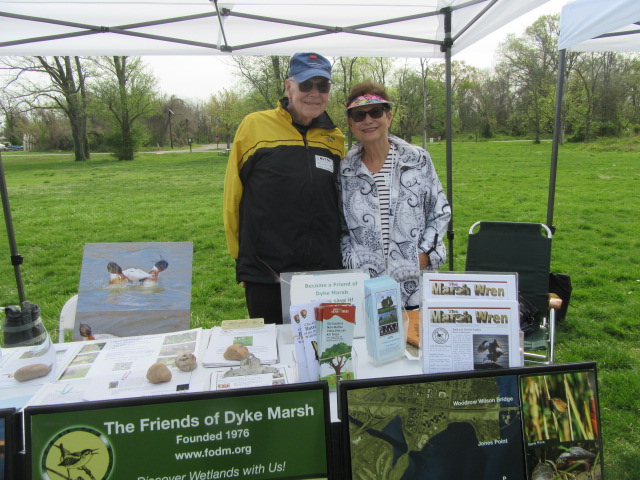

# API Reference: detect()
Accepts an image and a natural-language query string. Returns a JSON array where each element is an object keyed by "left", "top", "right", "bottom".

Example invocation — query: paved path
[
  {"left": 153, "top": 144, "right": 228, "bottom": 154},
  {"left": 0, "top": 144, "right": 229, "bottom": 157}
]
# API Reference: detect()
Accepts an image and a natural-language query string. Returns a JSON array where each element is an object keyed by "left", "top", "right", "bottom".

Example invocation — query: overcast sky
[{"left": 143, "top": 0, "right": 570, "bottom": 103}]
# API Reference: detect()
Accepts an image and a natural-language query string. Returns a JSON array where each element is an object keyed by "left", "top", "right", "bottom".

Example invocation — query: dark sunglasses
[
  {"left": 298, "top": 79, "right": 331, "bottom": 93},
  {"left": 350, "top": 106, "right": 388, "bottom": 122}
]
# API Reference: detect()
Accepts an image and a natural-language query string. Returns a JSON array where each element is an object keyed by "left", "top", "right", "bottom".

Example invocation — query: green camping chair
[{"left": 465, "top": 221, "right": 560, "bottom": 364}]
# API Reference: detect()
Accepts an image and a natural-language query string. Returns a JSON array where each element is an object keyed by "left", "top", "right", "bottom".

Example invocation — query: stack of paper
[
  {"left": 421, "top": 272, "right": 521, "bottom": 374},
  {"left": 202, "top": 324, "right": 278, "bottom": 367}
]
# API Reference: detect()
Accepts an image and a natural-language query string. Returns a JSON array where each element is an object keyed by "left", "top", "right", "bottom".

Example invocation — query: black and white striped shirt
[{"left": 372, "top": 144, "right": 396, "bottom": 256}]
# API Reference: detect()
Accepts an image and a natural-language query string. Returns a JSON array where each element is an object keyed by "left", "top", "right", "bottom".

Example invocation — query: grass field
[{"left": 1, "top": 140, "right": 638, "bottom": 477}]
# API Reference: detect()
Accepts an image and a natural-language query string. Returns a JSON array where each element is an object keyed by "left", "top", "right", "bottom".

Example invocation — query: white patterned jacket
[{"left": 339, "top": 134, "right": 451, "bottom": 307}]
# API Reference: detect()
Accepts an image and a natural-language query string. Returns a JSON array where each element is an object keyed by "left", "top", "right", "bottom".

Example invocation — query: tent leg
[
  {"left": 442, "top": 7, "right": 454, "bottom": 271},
  {"left": 547, "top": 49, "right": 566, "bottom": 229},
  {"left": 0, "top": 152, "right": 26, "bottom": 305}
]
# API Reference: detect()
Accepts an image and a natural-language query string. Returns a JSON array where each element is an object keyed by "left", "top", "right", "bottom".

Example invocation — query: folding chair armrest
[{"left": 549, "top": 293, "right": 563, "bottom": 310}]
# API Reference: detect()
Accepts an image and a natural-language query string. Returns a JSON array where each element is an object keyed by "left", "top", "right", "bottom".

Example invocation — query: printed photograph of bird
[
  {"left": 478, "top": 338, "right": 505, "bottom": 363},
  {"left": 107, "top": 259, "right": 169, "bottom": 285},
  {"left": 555, "top": 446, "right": 597, "bottom": 470},
  {"left": 548, "top": 396, "right": 569, "bottom": 415}
]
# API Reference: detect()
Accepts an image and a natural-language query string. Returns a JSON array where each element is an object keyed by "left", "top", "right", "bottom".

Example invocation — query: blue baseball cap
[{"left": 289, "top": 52, "right": 332, "bottom": 83}]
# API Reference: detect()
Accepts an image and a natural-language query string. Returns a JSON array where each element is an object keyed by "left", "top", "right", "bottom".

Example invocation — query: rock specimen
[
  {"left": 146, "top": 362, "right": 172, "bottom": 384},
  {"left": 175, "top": 352, "right": 197, "bottom": 372},
  {"left": 14, "top": 363, "right": 52, "bottom": 382},
  {"left": 223, "top": 343, "right": 249, "bottom": 361}
]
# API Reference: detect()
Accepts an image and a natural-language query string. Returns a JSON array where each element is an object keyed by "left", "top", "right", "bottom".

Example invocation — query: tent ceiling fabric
[
  {"left": 0, "top": 0, "right": 548, "bottom": 57},
  {"left": 558, "top": 0, "right": 640, "bottom": 52}
]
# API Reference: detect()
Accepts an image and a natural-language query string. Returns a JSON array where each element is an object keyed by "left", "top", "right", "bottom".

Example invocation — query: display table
[{"left": 1, "top": 328, "right": 604, "bottom": 480}]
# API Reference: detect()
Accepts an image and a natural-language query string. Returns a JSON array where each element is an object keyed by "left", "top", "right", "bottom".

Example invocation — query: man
[{"left": 223, "top": 52, "right": 345, "bottom": 324}]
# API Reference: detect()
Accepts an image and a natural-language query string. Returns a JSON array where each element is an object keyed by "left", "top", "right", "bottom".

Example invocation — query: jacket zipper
[{"left": 302, "top": 131, "right": 313, "bottom": 262}]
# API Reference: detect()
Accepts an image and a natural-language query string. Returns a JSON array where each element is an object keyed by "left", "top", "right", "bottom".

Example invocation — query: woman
[{"left": 339, "top": 80, "right": 451, "bottom": 308}]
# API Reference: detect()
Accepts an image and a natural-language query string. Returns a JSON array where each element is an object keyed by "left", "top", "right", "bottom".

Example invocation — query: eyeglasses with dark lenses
[
  {"left": 350, "top": 106, "right": 387, "bottom": 122},
  {"left": 298, "top": 80, "right": 331, "bottom": 93}
]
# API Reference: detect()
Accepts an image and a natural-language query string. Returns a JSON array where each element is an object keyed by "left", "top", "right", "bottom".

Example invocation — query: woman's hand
[{"left": 419, "top": 253, "right": 430, "bottom": 270}]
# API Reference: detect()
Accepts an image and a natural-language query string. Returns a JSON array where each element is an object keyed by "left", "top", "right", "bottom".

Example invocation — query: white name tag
[{"left": 315, "top": 155, "right": 334, "bottom": 173}]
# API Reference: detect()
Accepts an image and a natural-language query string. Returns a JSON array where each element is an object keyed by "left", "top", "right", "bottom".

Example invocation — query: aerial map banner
[
  {"left": 338, "top": 362, "right": 603, "bottom": 480},
  {"left": 25, "top": 384, "right": 330, "bottom": 480}
]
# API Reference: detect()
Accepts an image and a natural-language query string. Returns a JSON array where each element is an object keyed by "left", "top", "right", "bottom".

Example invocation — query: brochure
[
  {"left": 364, "top": 276, "right": 404, "bottom": 364},
  {"left": 289, "top": 304, "right": 310, "bottom": 381},
  {"left": 289, "top": 301, "right": 326, "bottom": 382},
  {"left": 316, "top": 303, "right": 356, "bottom": 387}
]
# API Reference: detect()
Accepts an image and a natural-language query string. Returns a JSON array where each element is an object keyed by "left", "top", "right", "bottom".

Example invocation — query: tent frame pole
[
  {"left": 0, "top": 152, "right": 26, "bottom": 305},
  {"left": 442, "top": 7, "right": 454, "bottom": 271},
  {"left": 547, "top": 48, "right": 566, "bottom": 230}
]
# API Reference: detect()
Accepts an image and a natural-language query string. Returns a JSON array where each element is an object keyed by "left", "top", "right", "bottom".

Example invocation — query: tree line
[{"left": 1, "top": 15, "right": 639, "bottom": 161}]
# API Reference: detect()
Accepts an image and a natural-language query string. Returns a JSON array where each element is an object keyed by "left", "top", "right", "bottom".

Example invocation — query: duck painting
[{"left": 107, "top": 260, "right": 169, "bottom": 285}]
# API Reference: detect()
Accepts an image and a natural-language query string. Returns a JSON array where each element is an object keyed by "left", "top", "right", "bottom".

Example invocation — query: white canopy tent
[
  {"left": 1, "top": 0, "right": 550, "bottom": 304},
  {"left": 547, "top": 0, "right": 640, "bottom": 227},
  {"left": 558, "top": 0, "right": 640, "bottom": 52},
  {"left": 0, "top": 0, "right": 547, "bottom": 57}
]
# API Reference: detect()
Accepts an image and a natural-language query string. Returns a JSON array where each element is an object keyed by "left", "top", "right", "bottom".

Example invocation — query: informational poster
[
  {"left": 74, "top": 242, "right": 193, "bottom": 340},
  {"left": 339, "top": 363, "right": 603, "bottom": 480},
  {"left": 26, "top": 383, "right": 331, "bottom": 480}
]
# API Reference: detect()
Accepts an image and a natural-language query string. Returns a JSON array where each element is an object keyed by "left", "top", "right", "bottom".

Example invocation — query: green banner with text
[{"left": 26, "top": 384, "right": 330, "bottom": 480}]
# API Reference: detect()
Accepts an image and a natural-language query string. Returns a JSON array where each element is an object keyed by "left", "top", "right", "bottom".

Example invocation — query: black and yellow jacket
[{"left": 223, "top": 98, "right": 345, "bottom": 283}]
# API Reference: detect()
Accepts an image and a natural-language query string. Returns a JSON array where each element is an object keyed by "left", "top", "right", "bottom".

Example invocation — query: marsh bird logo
[
  {"left": 42, "top": 426, "right": 113, "bottom": 480},
  {"left": 56, "top": 443, "right": 98, "bottom": 479}
]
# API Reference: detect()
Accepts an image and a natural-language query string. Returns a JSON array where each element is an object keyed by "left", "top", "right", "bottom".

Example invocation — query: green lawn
[{"left": 1, "top": 140, "right": 638, "bottom": 477}]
